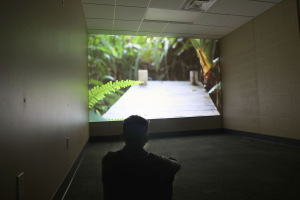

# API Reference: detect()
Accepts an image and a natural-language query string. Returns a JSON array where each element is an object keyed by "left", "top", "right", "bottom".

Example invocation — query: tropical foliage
[
  {"left": 106, "top": 118, "right": 125, "bottom": 121},
  {"left": 88, "top": 34, "right": 222, "bottom": 121},
  {"left": 88, "top": 35, "right": 197, "bottom": 83},
  {"left": 88, "top": 35, "right": 196, "bottom": 120},
  {"left": 190, "top": 39, "right": 221, "bottom": 109},
  {"left": 89, "top": 80, "right": 143, "bottom": 109}
]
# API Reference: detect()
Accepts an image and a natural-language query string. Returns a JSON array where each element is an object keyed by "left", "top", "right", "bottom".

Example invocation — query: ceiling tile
[
  {"left": 82, "top": 4, "right": 114, "bottom": 19},
  {"left": 160, "top": 33, "right": 213, "bottom": 39},
  {"left": 194, "top": 13, "right": 230, "bottom": 26},
  {"left": 185, "top": 35, "right": 204, "bottom": 39},
  {"left": 160, "top": 32, "right": 187, "bottom": 38},
  {"left": 86, "top": 19, "right": 113, "bottom": 30},
  {"left": 252, "top": 0, "right": 281, "bottom": 2},
  {"left": 115, "top": 6, "right": 147, "bottom": 20},
  {"left": 116, "top": 0, "right": 150, "bottom": 7},
  {"left": 189, "top": 35, "right": 212, "bottom": 39},
  {"left": 218, "top": 16, "right": 253, "bottom": 27},
  {"left": 139, "top": 22, "right": 167, "bottom": 32},
  {"left": 162, "top": 23, "right": 191, "bottom": 33},
  {"left": 88, "top": 29, "right": 113, "bottom": 34},
  {"left": 81, "top": 0, "right": 114, "bottom": 5},
  {"left": 145, "top": 8, "right": 203, "bottom": 23},
  {"left": 234, "top": 1, "right": 275, "bottom": 17},
  {"left": 160, "top": 33, "right": 201, "bottom": 38},
  {"left": 112, "top": 30, "right": 137, "bottom": 36},
  {"left": 114, "top": 20, "right": 140, "bottom": 31},
  {"left": 164, "top": 33, "right": 217, "bottom": 39},
  {"left": 207, "top": 0, "right": 248, "bottom": 15},
  {"left": 207, "top": 26, "right": 235, "bottom": 36},
  {"left": 202, "top": 35, "right": 223, "bottom": 39},
  {"left": 149, "top": 0, "right": 185, "bottom": 9},
  {"left": 137, "top": 32, "right": 161, "bottom": 36},
  {"left": 185, "top": 25, "right": 214, "bottom": 35}
]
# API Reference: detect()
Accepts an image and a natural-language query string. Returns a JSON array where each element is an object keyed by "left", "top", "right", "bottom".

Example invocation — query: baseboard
[
  {"left": 224, "top": 129, "right": 300, "bottom": 147},
  {"left": 52, "top": 140, "right": 88, "bottom": 200},
  {"left": 87, "top": 128, "right": 300, "bottom": 146},
  {"left": 89, "top": 128, "right": 223, "bottom": 142}
]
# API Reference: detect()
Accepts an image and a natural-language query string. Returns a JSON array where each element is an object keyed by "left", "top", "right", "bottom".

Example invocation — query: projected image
[{"left": 88, "top": 35, "right": 221, "bottom": 122}]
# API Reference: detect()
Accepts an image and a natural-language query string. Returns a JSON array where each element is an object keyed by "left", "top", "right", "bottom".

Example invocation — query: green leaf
[
  {"left": 105, "top": 118, "right": 125, "bottom": 121},
  {"left": 208, "top": 82, "right": 221, "bottom": 94},
  {"left": 154, "top": 43, "right": 159, "bottom": 72},
  {"left": 89, "top": 80, "right": 103, "bottom": 85},
  {"left": 102, "top": 75, "right": 115, "bottom": 82},
  {"left": 158, "top": 74, "right": 165, "bottom": 81},
  {"left": 89, "top": 80, "right": 143, "bottom": 109}
]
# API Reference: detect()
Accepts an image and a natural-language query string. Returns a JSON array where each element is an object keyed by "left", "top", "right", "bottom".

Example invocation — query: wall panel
[
  {"left": 220, "top": 0, "right": 300, "bottom": 140},
  {"left": 0, "top": 1, "right": 89, "bottom": 199}
]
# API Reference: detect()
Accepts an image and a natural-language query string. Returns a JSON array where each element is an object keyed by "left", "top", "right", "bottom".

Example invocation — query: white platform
[{"left": 102, "top": 81, "right": 219, "bottom": 120}]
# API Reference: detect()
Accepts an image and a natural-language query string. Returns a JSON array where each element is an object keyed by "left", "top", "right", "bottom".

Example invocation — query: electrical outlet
[
  {"left": 17, "top": 172, "right": 24, "bottom": 199},
  {"left": 67, "top": 137, "right": 69, "bottom": 149}
]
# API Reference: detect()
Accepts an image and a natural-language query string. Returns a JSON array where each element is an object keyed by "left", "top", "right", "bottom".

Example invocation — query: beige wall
[
  {"left": 0, "top": 1, "right": 89, "bottom": 199},
  {"left": 220, "top": 0, "right": 300, "bottom": 140}
]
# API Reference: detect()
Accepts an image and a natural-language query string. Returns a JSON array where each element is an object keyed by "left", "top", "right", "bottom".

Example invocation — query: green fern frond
[
  {"left": 89, "top": 80, "right": 143, "bottom": 109},
  {"left": 106, "top": 118, "right": 125, "bottom": 121}
]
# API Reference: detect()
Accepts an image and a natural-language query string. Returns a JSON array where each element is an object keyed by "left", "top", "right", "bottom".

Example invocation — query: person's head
[{"left": 121, "top": 115, "right": 149, "bottom": 147}]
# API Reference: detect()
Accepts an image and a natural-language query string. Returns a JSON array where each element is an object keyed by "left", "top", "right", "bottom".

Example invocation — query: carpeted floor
[{"left": 64, "top": 134, "right": 300, "bottom": 200}]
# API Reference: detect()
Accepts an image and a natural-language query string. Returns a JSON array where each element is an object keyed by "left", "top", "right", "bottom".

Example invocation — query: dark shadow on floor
[{"left": 64, "top": 134, "right": 300, "bottom": 200}]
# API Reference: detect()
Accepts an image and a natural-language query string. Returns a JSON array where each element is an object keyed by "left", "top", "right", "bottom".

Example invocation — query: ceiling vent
[{"left": 181, "top": 0, "right": 217, "bottom": 12}]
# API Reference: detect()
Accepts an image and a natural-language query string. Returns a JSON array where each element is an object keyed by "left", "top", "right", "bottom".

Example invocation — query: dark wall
[{"left": 0, "top": 1, "right": 89, "bottom": 199}]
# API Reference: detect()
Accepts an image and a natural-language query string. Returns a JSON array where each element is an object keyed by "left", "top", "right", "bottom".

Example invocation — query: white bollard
[
  {"left": 138, "top": 70, "right": 148, "bottom": 85},
  {"left": 190, "top": 71, "right": 199, "bottom": 85}
]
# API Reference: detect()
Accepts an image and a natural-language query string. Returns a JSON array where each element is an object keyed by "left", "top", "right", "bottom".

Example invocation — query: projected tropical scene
[{"left": 88, "top": 35, "right": 221, "bottom": 122}]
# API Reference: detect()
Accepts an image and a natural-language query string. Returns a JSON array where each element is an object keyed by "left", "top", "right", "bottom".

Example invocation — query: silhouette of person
[{"left": 102, "top": 115, "right": 181, "bottom": 200}]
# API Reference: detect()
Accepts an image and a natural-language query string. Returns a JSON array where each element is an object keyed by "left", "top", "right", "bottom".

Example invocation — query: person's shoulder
[
  {"left": 151, "top": 154, "right": 180, "bottom": 168},
  {"left": 102, "top": 151, "right": 119, "bottom": 162},
  {"left": 103, "top": 150, "right": 113, "bottom": 157},
  {"left": 147, "top": 152, "right": 161, "bottom": 159},
  {"left": 148, "top": 152, "right": 169, "bottom": 161},
  {"left": 147, "top": 152, "right": 170, "bottom": 164}
]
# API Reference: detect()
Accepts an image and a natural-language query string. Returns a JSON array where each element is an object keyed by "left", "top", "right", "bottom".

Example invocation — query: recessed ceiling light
[{"left": 145, "top": 8, "right": 203, "bottom": 23}]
